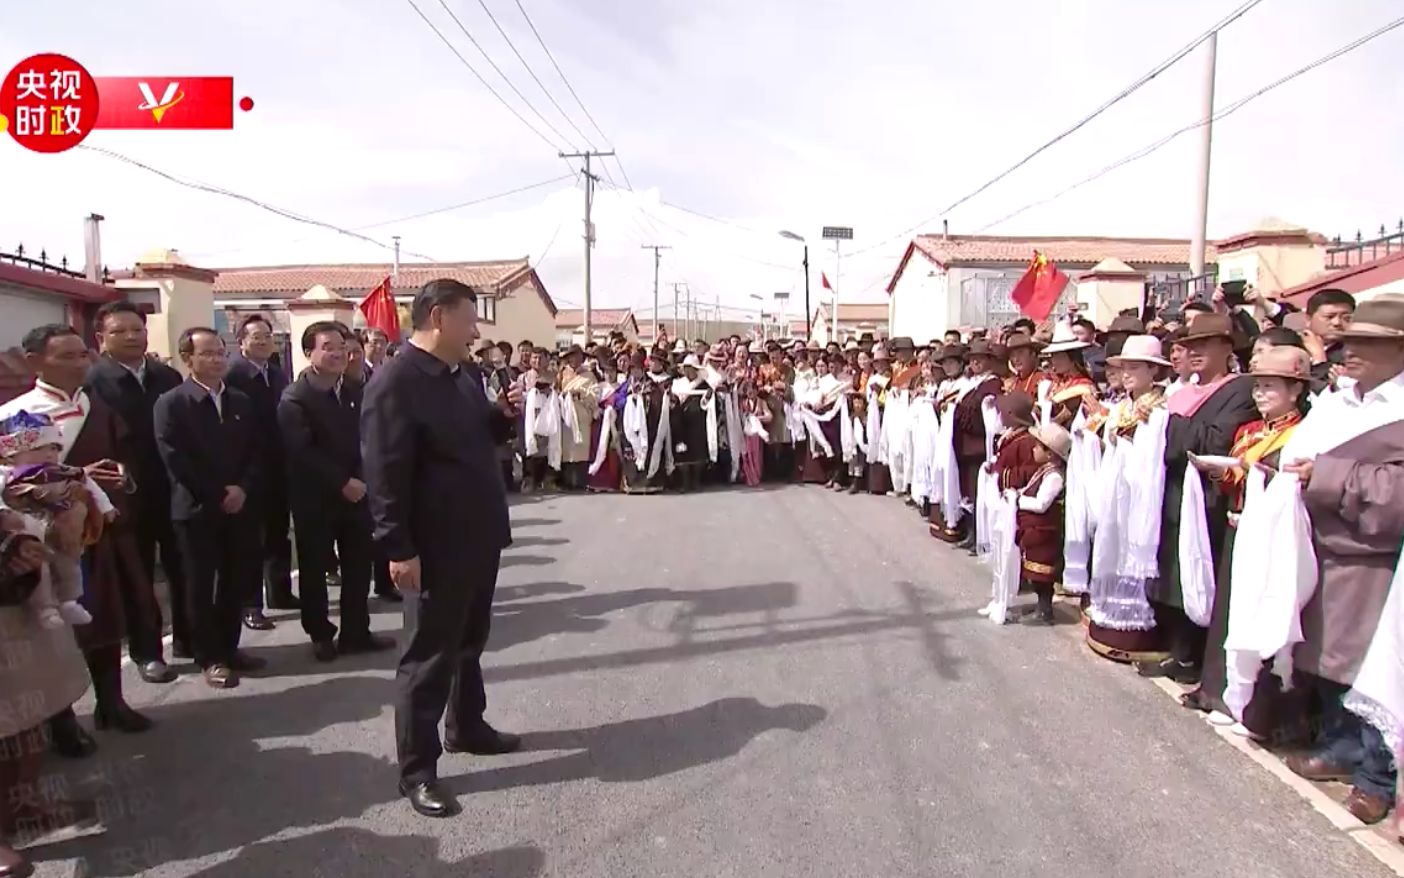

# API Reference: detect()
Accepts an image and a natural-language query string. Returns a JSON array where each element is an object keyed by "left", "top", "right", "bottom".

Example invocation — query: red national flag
[
  {"left": 1009, "top": 251, "right": 1069, "bottom": 322},
  {"left": 358, "top": 277, "right": 401, "bottom": 341},
  {"left": 821, "top": 272, "right": 833, "bottom": 291}
]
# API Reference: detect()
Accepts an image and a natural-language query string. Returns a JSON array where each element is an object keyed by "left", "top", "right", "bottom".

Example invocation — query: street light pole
[{"left": 779, "top": 230, "right": 811, "bottom": 340}]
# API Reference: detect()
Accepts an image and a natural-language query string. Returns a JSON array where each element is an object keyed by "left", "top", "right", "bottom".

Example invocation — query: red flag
[
  {"left": 1009, "top": 251, "right": 1069, "bottom": 322},
  {"left": 358, "top": 277, "right": 401, "bottom": 341},
  {"left": 821, "top": 272, "right": 833, "bottom": 291}
]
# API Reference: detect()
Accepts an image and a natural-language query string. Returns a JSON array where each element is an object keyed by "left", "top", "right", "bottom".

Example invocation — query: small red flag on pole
[
  {"left": 821, "top": 272, "right": 833, "bottom": 291},
  {"left": 358, "top": 276, "right": 401, "bottom": 341},
  {"left": 1009, "top": 251, "right": 1069, "bottom": 322}
]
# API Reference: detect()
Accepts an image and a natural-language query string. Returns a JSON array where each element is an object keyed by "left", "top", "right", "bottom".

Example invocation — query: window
[{"left": 476, "top": 295, "right": 496, "bottom": 323}]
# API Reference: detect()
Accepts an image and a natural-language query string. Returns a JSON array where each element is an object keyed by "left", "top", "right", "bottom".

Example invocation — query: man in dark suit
[
  {"left": 278, "top": 320, "right": 395, "bottom": 662},
  {"left": 85, "top": 300, "right": 187, "bottom": 678},
  {"left": 226, "top": 314, "right": 297, "bottom": 631},
  {"left": 362, "top": 279, "right": 523, "bottom": 818},
  {"left": 153, "top": 327, "right": 268, "bottom": 689}
]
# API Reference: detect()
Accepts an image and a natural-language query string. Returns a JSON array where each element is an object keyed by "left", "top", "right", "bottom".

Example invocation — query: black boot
[
  {"left": 93, "top": 669, "right": 153, "bottom": 734},
  {"left": 47, "top": 708, "right": 97, "bottom": 759},
  {"left": 1022, "top": 583, "right": 1055, "bottom": 626}
]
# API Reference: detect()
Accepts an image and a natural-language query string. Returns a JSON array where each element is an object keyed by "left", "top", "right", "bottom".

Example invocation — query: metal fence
[{"left": 1326, "top": 222, "right": 1404, "bottom": 270}]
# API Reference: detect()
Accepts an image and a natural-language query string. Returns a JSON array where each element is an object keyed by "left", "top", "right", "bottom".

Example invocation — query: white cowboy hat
[
  {"left": 1106, "top": 334, "right": 1169, "bottom": 367},
  {"left": 870, "top": 343, "right": 890, "bottom": 361},
  {"left": 1040, "top": 322, "right": 1090, "bottom": 354},
  {"left": 681, "top": 354, "right": 703, "bottom": 370},
  {"left": 843, "top": 339, "right": 860, "bottom": 352},
  {"left": 671, "top": 339, "right": 686, "bottom": 353},
  {"left": 747, "top": 340, "right": 765, "bottom": 354}
]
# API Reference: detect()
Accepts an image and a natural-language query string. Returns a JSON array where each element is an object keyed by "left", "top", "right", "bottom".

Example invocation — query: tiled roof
[
  {"left": 211, "top": 259, "right": 532, "bottom": 297},
  {"left": 0, "top": 262, "right": 120, "bottom": 304},
  {"left": 554, "top": 308, "right": 635, "bottom": 329},
  {"left": 911, "top": 234, "right": 1215, "bottom": 268}
]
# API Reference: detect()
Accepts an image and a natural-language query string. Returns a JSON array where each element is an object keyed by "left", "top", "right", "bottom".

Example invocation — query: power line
[
  {"left": 76, "top": 144, "right": 439, "bottom": 261},
  {"left": 471, "top": 0, "right": 595, "bottom": 149},
  {"left": 511, "top": 0, "right": 635, "bottom": 190},
  {"left": 974, "top": 14, "right": 1404, "bottom": 233},
  {"left": 404, "top": 0, "right": 561, "bottom": 151},
  {"left": 432, "top": 0, "right": 578, "bottom": 148},
  {"left": 847, "top": 0, "right": 1268, "bottom": 258}
]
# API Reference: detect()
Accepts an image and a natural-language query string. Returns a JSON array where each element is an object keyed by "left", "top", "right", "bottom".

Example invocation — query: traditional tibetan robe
[
  {"left": 558, "top": 365, "right": 598, "bottom": 489},
  {"left": 1016, "top": 463, "right": 1066, "bottom": 584},
  {"left": 757, "top": 364, "right": 792, "bottom": 481},
  {"left": 1005, "top": 369, "right": 1051, "bottom": 398},
  {"left": 1049, "top": 373, "right": 1098, "bottom": 428},
  {"left": 991, "top": 427, "right": 1040, "bottom": 492},
  {"left": 670, "top": 375, "right": 712, "bottom": 469},
  {"left": 1192, "top": 411, "right": 1304, "bottom": 728},
  {"left": 953, "top": 373, "right": 1002, "bottom": 509},
  {"left": 621, "top": 373, "right": 672, "bottom": 494},
  {"left": 866, "top": 372, "right": 893, "bottom": 494},
  {"left": 587, "top": 379, "right": 626, "bottom": 493}
]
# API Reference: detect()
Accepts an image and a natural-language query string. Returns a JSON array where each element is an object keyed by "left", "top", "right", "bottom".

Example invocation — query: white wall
[
  {"left": 0, "top": 287, "right": 67, "bottom": 349},
  {"left": 889, "top": 256, "right": 949, "bottom": 341}
]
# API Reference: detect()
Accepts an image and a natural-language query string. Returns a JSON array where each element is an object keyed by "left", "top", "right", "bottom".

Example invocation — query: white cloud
[{"left": 2, "top": 0, "right": 1400, "bottom": 323}]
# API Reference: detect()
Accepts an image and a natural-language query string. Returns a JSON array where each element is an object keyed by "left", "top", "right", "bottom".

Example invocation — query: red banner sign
[{"left": 94, "top": 76, "right": 235, "bottom": 129}]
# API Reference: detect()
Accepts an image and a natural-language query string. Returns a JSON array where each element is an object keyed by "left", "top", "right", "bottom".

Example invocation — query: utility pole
[
  {"left": 640, "top": 244, "right": 670, "bottom": 344},
  {"left": 671, "top": 282, "right": 687, "bottom": 345},
  {"left": 1189, "top": 32, "right": 1216, "bottom": 284},
  {"left": 392, "top": 235, "right": 401, "bottom": 282},
  {"left": 560, "top": 149, "right": 615, "bottom": 342}
]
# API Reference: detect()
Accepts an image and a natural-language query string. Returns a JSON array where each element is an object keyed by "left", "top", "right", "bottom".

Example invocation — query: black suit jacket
[
  {"left": 277, "top": 373, "right": 363, "bottom": 510},
  {"left": 83, "top": 354, "right": 183, "bottom": 515},
  {"left": 226, "top": 354, "right": 287, "bottom": 466},
  {"left": 361, "top": 345, "right": 511, "bottom": 581},
  {"left": 153, "top": 379, "right": 262, "bottom": 521}
]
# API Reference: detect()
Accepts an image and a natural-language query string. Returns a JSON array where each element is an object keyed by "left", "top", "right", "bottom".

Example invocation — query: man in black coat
[
  {"left": 362, "top": 279, "right": 523, "bottom": 819},
  {"left": 226, "top": 314, "right": 297, "bottom": 631},
  {"left": 277, "top": 320, "right": 395, "bottom": 662},
  {"left": 1138, "top": 313, "right": 1259, "bottom": 684},
  {"left": 153, "top": 327, "right": 267, "bottom": 689},
  {"left": 84, "top": 300, "right": 186, "bottom": 679}
]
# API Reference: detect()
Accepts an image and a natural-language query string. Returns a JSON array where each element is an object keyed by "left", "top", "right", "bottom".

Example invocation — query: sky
[{"left": 2, "top": 0, "right": 1402, "bottom": 323}]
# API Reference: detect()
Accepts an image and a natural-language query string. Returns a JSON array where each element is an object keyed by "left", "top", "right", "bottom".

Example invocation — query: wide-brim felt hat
[
  {"left": 1106, "top": 334, "right": 1170, "bottom": 367},
  {"left": 938, "top": 343, "right": 968, "bottom": 362},
  {"left": 871, "top": 344, "right": 890, "bottom": 361},
  {"left": 1003, "top": 332, "right": 1043, "bottom": 351},
  {"left": 562, "top": 344, "right": 585, "bottom": 359},
  {"left": 1108, "top": 315, "right": 1146, "bottom": 335},
  {"left": 965, "top": 339, "right": 1001, "bottom": 360},
  {"left": 1178, "top": 312, "right": 1240, "bottom": 344},
  {"left": 888, "top": 336, "right": 916, "bottom": 352},
  {"left": 1030, "top": 423, "right": 1072, "bottom": 461},
  {"left": 1250, "top": 346, "right": 1312, "bottom": 381},
  {"left": 1341, "top": 293, "right": 1404, "bottom": 340},
  {"left": 996, "top": 391, "right": 1035, "bottom": 428},
  {"left": 1041, "top": 323, "right": 1090, "bottom": 354}
]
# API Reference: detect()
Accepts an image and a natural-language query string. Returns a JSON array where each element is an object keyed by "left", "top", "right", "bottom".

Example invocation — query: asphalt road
[{"left": 28, "top": 485, "right": 1394, "bottom": 878}]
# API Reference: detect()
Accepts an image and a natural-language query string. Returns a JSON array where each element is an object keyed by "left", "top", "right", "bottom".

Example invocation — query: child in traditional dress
[
  {"left": 0, "top": 410, "right": 116, "bottom": 629},
  {"left": 1009, "top": 423, "right": 1071, "bottom": 626}
]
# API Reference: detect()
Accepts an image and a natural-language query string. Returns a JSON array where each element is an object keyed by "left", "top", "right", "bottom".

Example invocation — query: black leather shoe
[
  {"left": 312, "top": 640, "right": 338, "bottom": 663},
  {"left": 138, "top": 660, "right": 176, "bottom": 684},
  {"left": 49, "top": 712, "right": 97, "bottom": 759},
  {"left": 375, "top": 589, "right": 404, "bottom": 604},
  {"left": 1021, "top": 609, "right": 1055, "bottom": 626},
  {"left": 445, "top": 727, "right": 522, "bottom": 756},
  {"left": 242, "top": 610, "right": 275, "bottom": 631},
  {"left": 338, "top": 633, "right": 396, "bottom": 655},
  {"left": 398, "top": 780, "right": 458, "bottom": 818},
  {"left": 172, "top": 640, "right": 194, "bottom": 661}
]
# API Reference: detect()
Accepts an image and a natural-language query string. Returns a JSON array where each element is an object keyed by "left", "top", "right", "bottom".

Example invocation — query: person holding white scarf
[
  {"left": 946, "top": 340, "right": 1004, "bottom": 551},
  {"left": 1279, "top": 294, "right": 1404, "bottom": 826},
  {"left": 518, "top": 348, "right": 559, "bottom": 493},
  {"left": 669, "top": 356, "right": 712, "bottom": 494},
  {"left": 620, "top": 350, "right": 673, "bottom": 495},
  {"left": 556, "top": 346, "right": 597, "bottom": 492}
]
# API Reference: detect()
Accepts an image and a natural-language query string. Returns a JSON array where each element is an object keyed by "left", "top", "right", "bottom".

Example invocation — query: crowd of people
[
  {"left": 0, "top": 279, "right": 1397, "bottom": 872},
  {"left": 468, "top": 285, "right": 1401, "bottom": 838}
]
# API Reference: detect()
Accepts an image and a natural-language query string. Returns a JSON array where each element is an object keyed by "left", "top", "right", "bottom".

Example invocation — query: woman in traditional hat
[
  {"left": 1181, "top": 345, "right": 1312, "bottom": 735},
  {"left": 587, "top": 358, "right": 626, "bottom": 493},
  {"left": 865, "top": 344, "right": 894, "bottom": 494},
  {"left": 1041, "top": 324, "right": 1099, "bottom": 427},
  {"left": 1084, "top": 336, "right": 1173, "bottom": 664},
  {"left": 620, "top": 349, "right": 673, "bottom": 494},
  {"left": 1012, "top": 423, "right": 1071, "bottom": 626}
]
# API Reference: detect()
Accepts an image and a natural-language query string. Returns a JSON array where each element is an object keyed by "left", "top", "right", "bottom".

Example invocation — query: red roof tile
[
  {"left": 0, "top": 262, "right": 120, "bottom": 304},
  {"left": 212, "top": 260, "right": 532, "bottom": 297},
  {"left": 911, "top": 234, "right": 1214, "bottom": 268},
  {"left": 554, "top": 308, "right": 636, "bottom": 329}
]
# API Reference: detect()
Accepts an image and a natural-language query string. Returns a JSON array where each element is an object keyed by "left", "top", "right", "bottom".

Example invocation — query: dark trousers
[
  {"left": 1151, "top": 600, "right": 1208, "bottom": 668},
  {"left": 395, "top": 547, "right": 501, "bottom": 785},
  {"left": 133, "top": 502, "right": 191, "bottom": 652},
  {"left": 173, "top": 512, "right": 256, "bottom": 668},
  {"left": 1305, "top": 674, "right": 1397, "bottom": 800},
  {"left": 373, "top": 552, "right": 395, "bottom": 597},
  {"left": 246, "top": 486, "right": 295, "bottom": 610},
  {"left": 291, "top": 499, "right": 372, "bottom": 644}
]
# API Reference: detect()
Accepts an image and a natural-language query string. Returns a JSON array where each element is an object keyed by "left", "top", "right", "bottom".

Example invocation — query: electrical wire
[
  {"left": 404, "top": 0, "right": 562, "bottom": 151},
  {"left": 973, "top": 14, "right": 1404, "bottom": 233},
  {"left": 511, "top": 0, "right": 635, "bottom": 190},
  {"left": 846, "top": 0, "right": 1268, "bottom": 258},
  {"left": 76, "top": 144, "right": 439, "bottom": 261},
  {"left": 472, "top": 0, "right": 595, "bottom": 149},
  {"left": 432, "top": 0, "right": 578, "bottom": 148}
]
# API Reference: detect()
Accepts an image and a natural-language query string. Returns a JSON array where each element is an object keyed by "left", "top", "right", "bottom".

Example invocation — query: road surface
[{"left": 31, "top": 486, "right": 1394, "bottom": 877}]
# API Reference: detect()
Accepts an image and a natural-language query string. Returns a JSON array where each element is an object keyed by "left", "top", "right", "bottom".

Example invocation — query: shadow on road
[
  {"left": 506, "top": 535, "right": 570, "bottom": 549},
  {"left": 178, "top": 829, "right": 545, "bottom": 878},
  {"left": 496, "top": 581, "right": 585, "bottom": 602},
  {"left": 448, "top": 697, "right": 826, "bottom": 795},
  {"left": 52, "top": 677, "right": 398, "bottom": 877},
  {"left": 499, "top": 554, "right": 555, "bottom": 569}
]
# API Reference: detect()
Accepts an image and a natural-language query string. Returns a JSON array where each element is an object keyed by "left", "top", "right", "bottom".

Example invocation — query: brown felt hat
[
  {"left": 1250, "top": 346, "right": 1312, "bottom": 381},
  {"left": 1178, "top": 312, "right": 1238, "bottom": 344},
  {"left": 1341, "top": 293, "right": 1404, "bottom": 340}
]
